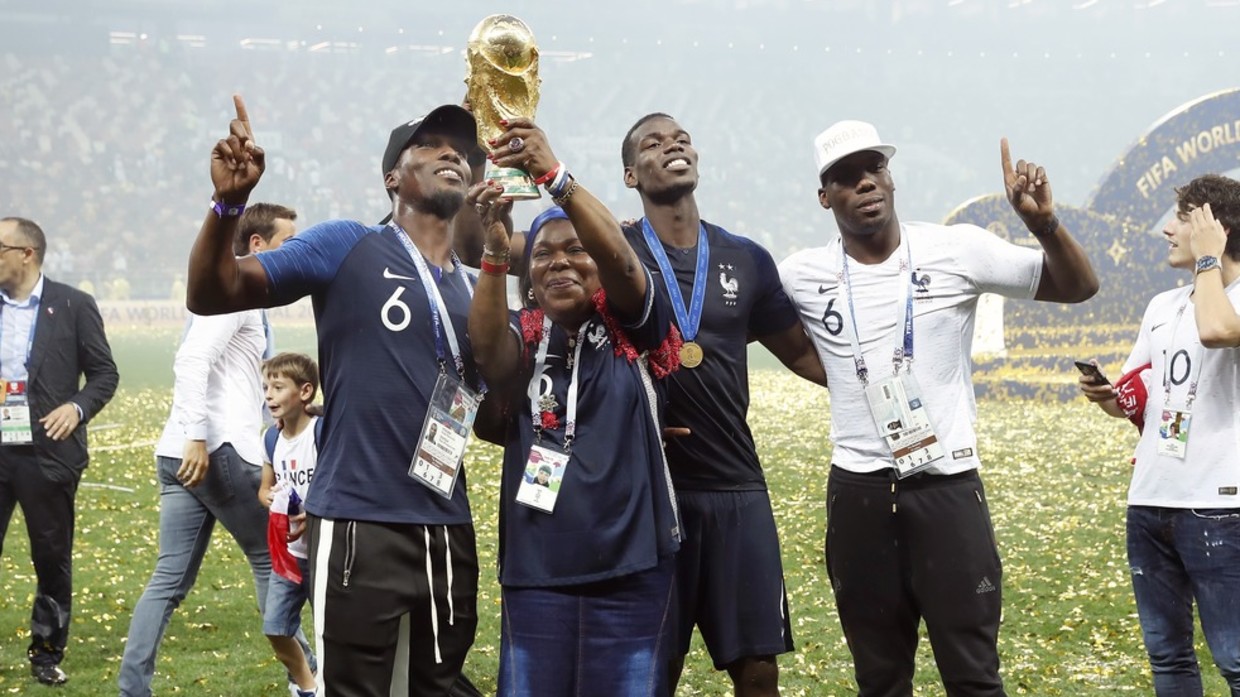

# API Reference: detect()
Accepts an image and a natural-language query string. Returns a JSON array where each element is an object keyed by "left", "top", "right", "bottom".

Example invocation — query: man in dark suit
[{"left": 0, "top": 216, "right": 118, "bottom": 686}]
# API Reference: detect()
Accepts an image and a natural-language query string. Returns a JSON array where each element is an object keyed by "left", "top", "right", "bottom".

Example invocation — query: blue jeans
[
  {"left": 118, "top": 445, "right": 311, "bottom": 697},
  {"left": 1128, "top": 505, "right": 1240, "bottom": 697},
  {"left": 498, "top": 558, "right": 675, "bottom": 697}
]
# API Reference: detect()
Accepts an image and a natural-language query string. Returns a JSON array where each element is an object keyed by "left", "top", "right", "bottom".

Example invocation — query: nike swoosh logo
[
  {"left": 383, "top": 267, "right": 417, "bottom": 281},
  {"left": 1151, "top": 322, "right": 1167, "bottom": 332},
  {"left": 818, "top": 284, "right": 833, "bottom": 294}
]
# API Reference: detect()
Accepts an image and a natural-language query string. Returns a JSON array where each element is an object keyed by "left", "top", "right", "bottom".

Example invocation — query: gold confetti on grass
[{"left": 0, "top": 327, "right": 1228, "bottom": 694}]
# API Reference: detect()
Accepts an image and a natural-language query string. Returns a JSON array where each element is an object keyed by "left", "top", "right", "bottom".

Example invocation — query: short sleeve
[
  {"left": 746, "top": 241, "right": 800, "bottom": 338},
  {"left": 954, "top": 224, "right": 1043, "bottom": 299},
  {"left": 256, "top": 220, "right": 372, "bottom": 306}
]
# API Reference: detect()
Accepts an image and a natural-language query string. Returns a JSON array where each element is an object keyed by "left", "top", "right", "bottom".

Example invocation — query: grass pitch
[{"left": 0, "top": 328, "right": 1225, "bottom": 695}]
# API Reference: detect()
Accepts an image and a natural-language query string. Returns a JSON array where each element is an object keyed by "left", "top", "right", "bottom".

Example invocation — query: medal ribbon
[
  {"left": 838, "top": 236, "right": 914, "bottom": 385},
  {"left": 390, "top": 224, "right": 481, "bottom": 391},
  {"left": 529, "top": 315, "right": 587, "bottom": 450},
  {"left": 640, "top": 218, "right": 709, "bottom": 342}
]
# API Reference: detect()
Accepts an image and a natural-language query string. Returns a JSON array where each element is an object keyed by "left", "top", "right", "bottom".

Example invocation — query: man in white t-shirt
[
  {"left": 780, "top": 121, "right": 1098, "bottom": 697},
  {"left": 1080, "top": 174, "right": 1240, "bottom": 696}
]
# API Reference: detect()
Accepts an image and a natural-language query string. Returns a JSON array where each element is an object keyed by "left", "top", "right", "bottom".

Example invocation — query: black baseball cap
[{"left": 381, "top": 104, "right": 483, "bottom": 181}]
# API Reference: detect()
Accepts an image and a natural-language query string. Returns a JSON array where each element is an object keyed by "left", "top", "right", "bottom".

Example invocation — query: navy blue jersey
[
  {"left": 623, "top": 221, "right": 799, "bottom": 491},
  {"left": 498, "top": 285, "right": 681, "bottom": 587},
  {"left": 257, "top": 220, "right": 480, "bottom": 524}
]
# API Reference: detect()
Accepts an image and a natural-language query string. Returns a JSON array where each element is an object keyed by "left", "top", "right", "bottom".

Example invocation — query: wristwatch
[{"left": 1196, "top": 255, "right": 1220, "bottom": 275}]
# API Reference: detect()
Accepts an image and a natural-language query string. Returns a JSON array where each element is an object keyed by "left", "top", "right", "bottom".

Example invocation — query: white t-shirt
[
  {"left": 780, "top": 222, "right": 1043, "bottom": 474},
  {"left": 1123, "top": 283, "right": 1240, "bottom": 508},
  {"left": 269, "top": 416, "right": 320, "bottom": 558},
  {"left": 155, "top": 311, "right": 267, "bottom": 466}
]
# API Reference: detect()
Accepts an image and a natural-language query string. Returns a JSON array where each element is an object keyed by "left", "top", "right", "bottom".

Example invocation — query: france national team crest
[
  {"left": 718, "top": 263, "right": 739, "bottom": 306},
  {"left": 912, "top": 269, "right": 931, "bottom": 294}
]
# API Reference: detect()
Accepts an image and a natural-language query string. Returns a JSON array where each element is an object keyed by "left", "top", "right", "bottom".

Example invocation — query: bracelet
[
  {"left": 210, "top": 199, "right": 246, "bottom": 219},
  {"left": 552, "top": 179, "right": 580, "bottom": 207},
  {"left": 482, "top": 246, "right": 511, "bottom": 262},
  {"left": 547, "top": 171, "right": 574, "bottom": 199},
  {"left": 533, "top": 161, "right": 562, "bottom": 187},
  {"left": 480, "top": 258, "right": 510, "bottom": 275},
  {"left": 547, "top": 166, "right": 569, "bottom": 195},
  {"left": 1030, "top": 215, "right": 1059, "bottom": 239}
]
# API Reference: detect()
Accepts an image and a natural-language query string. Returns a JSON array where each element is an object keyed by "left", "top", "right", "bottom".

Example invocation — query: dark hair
[
  {"left": 233, "top": 203, "right": 298, "bottom": 256},
  {"left": 0, "top": 217, "right": 47, "bottom": 265},
  {"left": 621, "top": 112, "right": 675, "bottom": 168},
  {"left": 1176, "top": 174, "right": 1240, "bottom": 261},
  {"left": 262, "top": 352, "right": 319, "bottom": 400}
]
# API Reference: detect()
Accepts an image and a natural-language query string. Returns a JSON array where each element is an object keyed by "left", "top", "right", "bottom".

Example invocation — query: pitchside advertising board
[
  {"left": 96, "top": 297, "right": 316, "bottom": 328},
  {"left": 949, "top": 88, "right": 1240, "bottom": 334}
]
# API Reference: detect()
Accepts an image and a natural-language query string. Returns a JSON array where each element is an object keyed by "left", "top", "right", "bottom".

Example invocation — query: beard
[
  {"left": 642, "top": 178, "right": 697, "bottom": 207},
  {"left": 420, "top": 188, "right": 466, "bottom": 220}
]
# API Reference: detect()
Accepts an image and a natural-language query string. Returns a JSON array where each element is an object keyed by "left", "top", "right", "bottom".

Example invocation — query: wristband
[
  {"left": 546, "top": 166, "right": 569, "bottom": 196},
  {"left": 210, "top": 199, "right": 246, "bottom": 219},
  {"left": 547, "top": 171, "right": 574, "bottom": 199},
  {"left": 480, "top": 258, "right": 510, "bottom": 275},
  {"left": 1030, "top": 215, "right": 1059, "bottom": 239},
  {"left": 533, "top": 161, "right": 562, "bottom": 187},
  {"left": 552, "top": 178, "right": 580, "bottom": 207}
]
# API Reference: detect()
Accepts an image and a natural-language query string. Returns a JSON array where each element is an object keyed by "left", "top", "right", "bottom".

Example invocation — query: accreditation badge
[
  {"left": 408, "top": 372, "right": 480, "bottom": 498},
  {"left": 864, "top": 373, "right": 944, "bottom": 478},
  {"left": 1, "top": 381, "right": 32, "bottom": 445},
  {"left": 1156, "top": 407, "right": 1192, "bottom": 459},
  {"left": 516, "top": 443, "right": 570, "bottom": 513}
]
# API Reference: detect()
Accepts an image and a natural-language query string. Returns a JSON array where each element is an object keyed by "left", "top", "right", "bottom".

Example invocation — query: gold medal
[{"left": 679, "top": 341, "right": 704, "bottom": 369}]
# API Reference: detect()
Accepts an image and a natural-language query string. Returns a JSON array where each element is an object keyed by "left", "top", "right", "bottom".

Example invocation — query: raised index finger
[
  {"left": 234, "top": 94, "right": 253, "bottom": 138},
  {"left": 999, "top": 137, "right": 1013, "bottom": 176}
]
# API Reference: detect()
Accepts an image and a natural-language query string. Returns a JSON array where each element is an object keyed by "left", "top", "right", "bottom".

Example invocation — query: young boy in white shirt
[
  {"left": 258, "top": 352, "right": 321, "bottom": 697},
  {"left": 1080, "top": 174, "right": 1240, "bottom": 696}
]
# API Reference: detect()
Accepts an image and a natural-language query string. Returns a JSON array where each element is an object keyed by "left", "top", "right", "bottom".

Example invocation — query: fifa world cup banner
[
  {"left": 945, "top": 89, "right": 1240, "bottom": 398},
  {"left": 947, "top": 88, "right": 1240, "bottom": 332}
]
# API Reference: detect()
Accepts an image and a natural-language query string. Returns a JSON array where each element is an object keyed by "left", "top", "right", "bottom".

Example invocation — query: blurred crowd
[{"left": 0, "top": 4, "right": 1234, "bottom": 299}]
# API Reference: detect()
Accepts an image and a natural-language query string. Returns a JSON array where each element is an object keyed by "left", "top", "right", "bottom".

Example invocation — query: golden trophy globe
[{"left": 465, "top": 14, "right": 542, "bottom": 199}]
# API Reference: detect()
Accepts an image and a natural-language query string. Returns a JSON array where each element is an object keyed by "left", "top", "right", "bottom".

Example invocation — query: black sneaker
[{"left": 32, "top": 663, "right": 68, "bottom": 686}]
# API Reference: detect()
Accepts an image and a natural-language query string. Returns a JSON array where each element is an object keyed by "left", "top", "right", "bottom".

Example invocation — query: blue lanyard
[
  {"left": 838, "top": 237, "right": 914, "bottom": 385},
  {"left": 389, "top": 224, "right": 476, "bottom": 382},
  {"left": 640, "top": 218, "right": 710, "bottom": 342}
]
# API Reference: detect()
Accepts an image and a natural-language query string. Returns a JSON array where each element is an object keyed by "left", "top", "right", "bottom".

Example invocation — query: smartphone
[{"left": 1073, "top": 360, "right": 1111, "bottom": 386}]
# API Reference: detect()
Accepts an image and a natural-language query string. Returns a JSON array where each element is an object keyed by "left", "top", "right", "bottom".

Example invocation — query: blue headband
[{"left": 524, "top": 206, "right": 571, "bottom": 267}]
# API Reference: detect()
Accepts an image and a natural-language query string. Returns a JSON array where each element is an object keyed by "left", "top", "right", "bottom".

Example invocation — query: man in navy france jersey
[
  {"left": 621, "top": 113, "right": 826, "bottom": 697},
  {"left": 185, "top": 95, "right": 483, "bottom": 697},
  {"left": 780, "top": 120, "right": 1098, "bottom": 697}
]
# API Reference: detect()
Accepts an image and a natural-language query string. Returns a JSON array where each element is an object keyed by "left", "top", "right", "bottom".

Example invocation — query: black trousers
[
  {"left": 826, "top": 466, "right": 1006, "bottom": 697},
  {"left": 0, "top": 446, "right": 78, "bottom": 666},
  {"left": 307, "top": 516, "right": 479, "bottom": 697}
]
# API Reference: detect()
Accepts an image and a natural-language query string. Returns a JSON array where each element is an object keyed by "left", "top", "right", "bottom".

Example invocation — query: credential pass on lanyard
[
  {"left": 640, "top": 218, "right": 709, "bottom": 342},
  {"left": 390, "top": 223, "right": 475, "bottom": 380},
  {"left": 529, "top": 315, "right": 587, "bottom": 451},
  {"left": 839, "top": 237, "right": 914, "bottom": 385}
]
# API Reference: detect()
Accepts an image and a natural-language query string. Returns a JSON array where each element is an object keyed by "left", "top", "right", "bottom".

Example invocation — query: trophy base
[{"left": 486, "top": 164, "right": 542, "bottom": 200}]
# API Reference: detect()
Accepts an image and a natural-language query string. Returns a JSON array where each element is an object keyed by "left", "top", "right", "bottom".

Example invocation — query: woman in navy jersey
[{"left": 468, "top": 119, "right": 682, "bottom": 697}]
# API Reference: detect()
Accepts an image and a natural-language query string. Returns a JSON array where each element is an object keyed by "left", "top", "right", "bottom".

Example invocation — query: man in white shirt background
[
  {"left": 118, "top": 203, "right": 300, "bottom": 697},
  {"left": 1080, "top": 174, "right": 1240, "bottom": 697}
]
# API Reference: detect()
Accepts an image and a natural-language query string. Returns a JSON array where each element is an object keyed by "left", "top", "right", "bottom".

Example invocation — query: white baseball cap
[{"left": 813, "top": 120, "right": 897, "bottom": 178}]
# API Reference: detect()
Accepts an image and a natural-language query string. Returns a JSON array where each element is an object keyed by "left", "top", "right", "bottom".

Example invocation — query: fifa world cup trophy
[{"left": 466, "top": 14, "right": 542, "bottom": 199}]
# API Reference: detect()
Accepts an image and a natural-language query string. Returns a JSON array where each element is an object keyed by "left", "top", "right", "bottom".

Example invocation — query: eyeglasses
[{"left": 0, "top": 243, "right": 31, "bottom": 254}]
